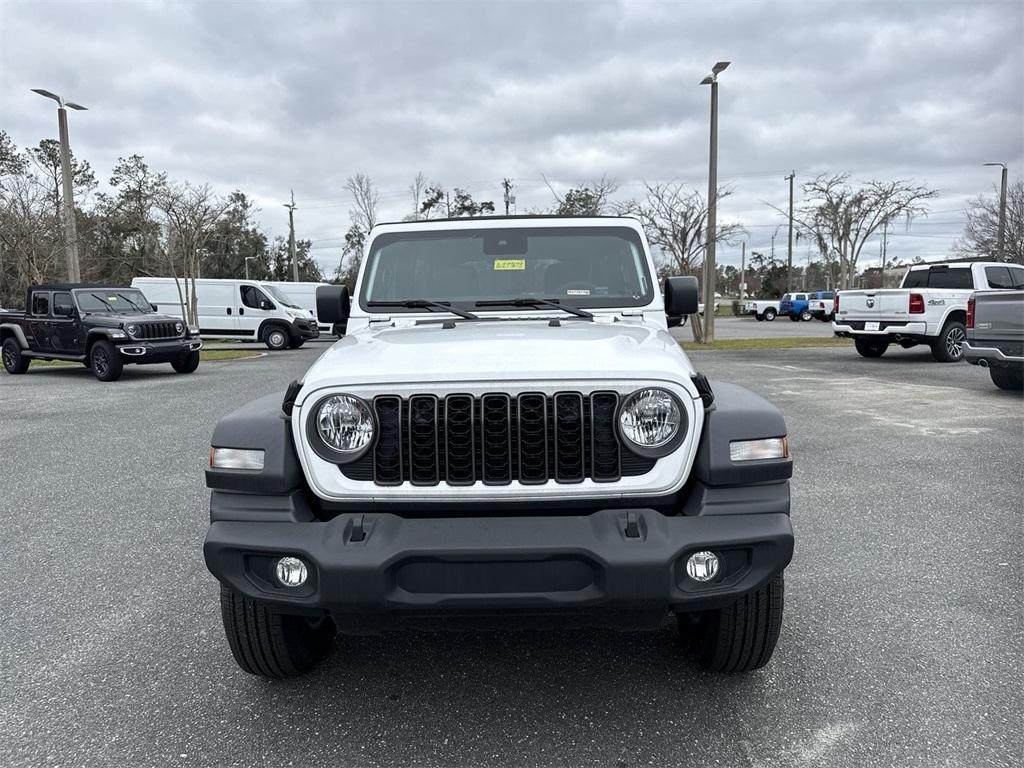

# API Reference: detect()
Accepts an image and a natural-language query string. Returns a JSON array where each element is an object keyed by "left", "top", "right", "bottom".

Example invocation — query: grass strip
[{"left": 680, "top": 336, "right": 853, "bottom": 351}]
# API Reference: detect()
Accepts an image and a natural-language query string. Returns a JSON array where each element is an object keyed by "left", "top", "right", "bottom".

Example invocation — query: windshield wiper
[
  {"left": 89, "top": 293, "right": 116, "bottom": 312},
  {"left": 366, "top": 299, "right": 479, "bottom": 320},
  {"left": 474, "top": 298, "right": 593, "bottom": 320},
  {"left": 115, "top": 292, "right": 144, "bottom": 312}
]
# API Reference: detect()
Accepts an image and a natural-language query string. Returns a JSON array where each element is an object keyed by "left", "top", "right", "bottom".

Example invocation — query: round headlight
[
  {"left": 174, "top": 321, "right": 184, "bottom": 334},
  {"left": 618, "top": 388, "right": 683, "bottom": 455},
  {"left": 125, "top": 323, "right": 140, "bottom": 338},
  {"left": 312, "top": 395, "right": 374, "bottom": 460}
]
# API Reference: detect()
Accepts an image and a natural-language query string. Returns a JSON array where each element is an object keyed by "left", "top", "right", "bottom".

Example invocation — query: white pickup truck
[
  {"left": 743, "top": 299, "right": 781, "bottom": 321},
  {"left": 834, "top": 261, "right": 1024, "bottom": 361}
]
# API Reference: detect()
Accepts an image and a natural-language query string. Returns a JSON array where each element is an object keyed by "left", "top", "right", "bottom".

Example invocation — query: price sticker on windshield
[{"left": 493, "top": 259, "right": 525, "bottom": 271}]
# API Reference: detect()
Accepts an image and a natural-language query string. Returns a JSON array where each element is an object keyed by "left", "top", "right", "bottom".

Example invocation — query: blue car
[{"left": 780, "top": 290, "right": 832, "bottom": 321}]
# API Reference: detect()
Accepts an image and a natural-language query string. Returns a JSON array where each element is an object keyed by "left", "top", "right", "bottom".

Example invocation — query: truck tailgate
[{"left": 840, "top": 290, "right": 907, "bottom": 318}]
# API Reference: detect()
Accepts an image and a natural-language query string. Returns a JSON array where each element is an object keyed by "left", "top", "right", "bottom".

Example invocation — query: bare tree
[
  {"left": 406, "top": 171, "right": 428, "bottom": 221},
  {"left": 623, "top": 183, "right": 744, "bottom": 276},
  {"left": 344, "top": 172, "right": 379, "bottom": 232},
  {"left": 953, "top": 179, "right": 1023, "bottom": 264},
  {"left": 155, "top": 182, "right": 228, "bottom": 325},
  {"left": 790, "top": 174, "right": 938, "bottom": 289},
  {"left": 0, "top": 173, "right": 63, "bottom": 305}
]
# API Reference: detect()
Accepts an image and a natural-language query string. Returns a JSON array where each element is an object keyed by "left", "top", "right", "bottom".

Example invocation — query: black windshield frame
[{"left": 358, "top": 226, "right": 654, "bottom": 314}]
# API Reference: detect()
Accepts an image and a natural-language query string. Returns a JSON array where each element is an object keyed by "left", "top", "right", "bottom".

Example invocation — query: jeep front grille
[
  {"left": 340, "top": 392, "right": 656, "bottom": 486},
  {"left": 135, "top": 322, "right": 180, "bottom": 340}
]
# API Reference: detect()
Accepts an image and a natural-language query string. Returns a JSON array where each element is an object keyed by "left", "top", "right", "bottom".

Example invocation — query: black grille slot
[
  {"left": 554, "top": 393, "right": 585, "bottom": 483},
  {"left": 480, "top": 394, "right": 512, "bottom": 484},
  {"left": 339, "top": 392, "right": 660, "bottom": 486},
  {"left": 138, "top": 321, "right": 178, "bottom": 340},
  {"left": 408, "top": 395, "right": 439, "bottom": 485},
  {"left": 517, "top": 393, "right": 548, "bottom": 484},
  {"left": 372, "top": 396, "right": 403, "bottom": 485},
  {"left": 590, "top": 392, "right": 621, "bottom": 481},
  {"left": 444, "top": 395, "right": 475, "bottom": 485}
]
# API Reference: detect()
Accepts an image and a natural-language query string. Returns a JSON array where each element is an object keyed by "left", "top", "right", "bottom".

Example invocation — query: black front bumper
[
  {"left": 117, "top": 337, "right": 201, "bottom": 364},
  {"left": 204, "top": 502, "right": 793, "bottom": 627},
  {"left": 291, "top": 319, "right": 320, "bottom": 341}
]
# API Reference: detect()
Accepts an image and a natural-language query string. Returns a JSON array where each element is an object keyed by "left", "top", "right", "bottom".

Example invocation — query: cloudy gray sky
[{"left": 2, "top": 0, "right": 1021, "bottom": 274}]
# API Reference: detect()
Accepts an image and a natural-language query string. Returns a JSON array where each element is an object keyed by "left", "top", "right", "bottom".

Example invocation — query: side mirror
[
  {"left": 317, "top": 285, "right": 351, "bottom": 326},
  {"left": 667, "top": 314, "right": 685, "bottom": 328},
  {"left": 664, "top": 276, "right": 699, "bottom": 317},
  {"left": 260, "top": 300, "right": 274, "bottom": 311},
  {"left": 150, "top": 303, "right": 158, "bottom": 312}
]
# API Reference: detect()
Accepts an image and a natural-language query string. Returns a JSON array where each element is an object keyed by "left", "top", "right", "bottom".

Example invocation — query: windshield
[
  {"left": 75, "top": 289, "right": 152, "bottom": 314},
  {"left": 360, "top": 226, "right": 653, "bottom": 312},
  {"left": 261, "top": 284, "right": 302, "bottom": 309}
]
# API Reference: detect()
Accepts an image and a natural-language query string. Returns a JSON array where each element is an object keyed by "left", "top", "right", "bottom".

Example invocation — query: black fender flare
[
  {"left": 258, "top": 319, "right": 293, "bottom": 342},
  {"left": 0, "top": 323, "right": 30, "bottom": 349}
]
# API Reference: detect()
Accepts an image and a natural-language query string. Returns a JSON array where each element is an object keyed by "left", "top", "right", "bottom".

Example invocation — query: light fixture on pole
[
  {"left": 32, "top": 88, "right": 87, "bottom": 283},
  {"left": 699, "top": 61, "right": 729, "bottom": 344},
  {"left": 983, "top": 162, "right": 1008, "bottom": 261}
]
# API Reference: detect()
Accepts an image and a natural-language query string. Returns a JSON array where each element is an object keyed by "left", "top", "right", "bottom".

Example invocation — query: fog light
[
  {"left": 275, "top": 556, "right": 308, "bottom": 588},
  {"left": 686, "top": 551, "right": 720, "bottom": 582},
  {"left": 210, "top": 447, "right": 265, "bottom": 471}
]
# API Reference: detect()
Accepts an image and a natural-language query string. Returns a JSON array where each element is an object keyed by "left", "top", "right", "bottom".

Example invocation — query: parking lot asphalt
[
  {"left": 670, "top": 314, "right": 837, "bottom": 341},
  {"left": 1, "top": 344, "right": 1021, "bottom": 768}
]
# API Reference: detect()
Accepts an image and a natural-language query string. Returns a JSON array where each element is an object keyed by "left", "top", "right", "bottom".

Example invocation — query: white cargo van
[
  {"left": 130, "top": 277, "right": 320, "bottom": 350},
  {"left": 261, "top": 281, "right": 332, "bottom": 333}
]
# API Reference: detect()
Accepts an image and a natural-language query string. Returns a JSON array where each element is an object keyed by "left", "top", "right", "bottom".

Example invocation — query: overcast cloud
[{"left": 1, "top": 0, "right": 1021, "bottom": 273}]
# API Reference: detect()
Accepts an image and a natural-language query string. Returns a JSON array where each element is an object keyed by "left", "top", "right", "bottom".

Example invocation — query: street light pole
[
  {"left": 32, "top": 89, "right": 87, "bottom": 283},
  {"left": 785, "top": 171, "right": 795, "bottom": 292},
  {"left": 245, "top": 255, "right": 257, "bottom": 280},
  {"left": 700, "top": 61, "right": 729, "bottom": 344},
  {"left": 984, "top": 163, "right": 1008, "bottom": 261},
  {"left": 739, "top": 241, "right": 746, "bottom": 301}
]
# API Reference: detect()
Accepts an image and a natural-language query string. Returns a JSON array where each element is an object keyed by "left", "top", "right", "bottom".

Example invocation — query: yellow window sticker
[{"left": 493, "top": 259, "right": 526, "bottom": 271}]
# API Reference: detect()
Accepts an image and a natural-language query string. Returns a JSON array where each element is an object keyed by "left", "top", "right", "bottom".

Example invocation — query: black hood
[{"left": 84, "top": 312, "right": 184, "bottom": 326}]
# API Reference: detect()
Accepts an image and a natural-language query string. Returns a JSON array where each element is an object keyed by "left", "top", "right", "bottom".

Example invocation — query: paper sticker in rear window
[{"left": 493, "top": 259, "right": 526, "bottom": 271}]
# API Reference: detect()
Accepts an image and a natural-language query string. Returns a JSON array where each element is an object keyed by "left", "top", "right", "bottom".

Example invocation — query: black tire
[
  {"left": 763, "top": 308, "right": 776, "bottom": 322},
  {"left": 264, "top": 326, "right": 290, "bottom": 351},
  {"left": 89, "top": 340, "right": 123, "bottom": 381},
  {"left": 171, "top": 350, "right": 200, "bottom": 374},
  {"left": 1, "top": 338, "right": 30, "bottom": 374},
  {"left": 288, "top": 339, "right": 305, "bottom": 349},
  {"left": 755, "top": 314, "right": 765, "bottom": 322},
  {"left": 788, "top": 314, "right": 800, "bottom": 322},
  {"left": 679, "top": 573, "right": 784, "bottom": 674},
  {"left": 989, "top": 366, "right": 1024, "bottom": 391},
  {"left": 219, "top": 586, "right": 336, "bottom": 678},
  {"left": 800, "top": 309, "right": 812, "bottom": 322},
  {"left": 930, "top": 320, "right": 966, "bottom": 363},
  {"left": 854, "top": 337, "right": 888, "bottom": 358}
]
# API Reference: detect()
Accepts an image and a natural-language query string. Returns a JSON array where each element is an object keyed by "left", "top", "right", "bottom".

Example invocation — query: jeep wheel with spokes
[
  {"left": 2, "top": 338, "right": 30, "bottom": 374},
  {"left": 90, "top": 340, "right": 124, "bottom": 381}
]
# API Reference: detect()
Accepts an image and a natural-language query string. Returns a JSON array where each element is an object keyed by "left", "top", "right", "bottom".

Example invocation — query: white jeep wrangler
[{"left": 203, "top": 217, "right": 794, "bottom": 678}]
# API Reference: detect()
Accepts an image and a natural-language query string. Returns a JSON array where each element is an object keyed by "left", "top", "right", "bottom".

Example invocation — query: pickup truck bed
[
  {"left": 834, "top": 262, "right": 1024, "bottom": 362},
  {"left": 962, "top": 289, "right": 1024, "bottom": 390}
]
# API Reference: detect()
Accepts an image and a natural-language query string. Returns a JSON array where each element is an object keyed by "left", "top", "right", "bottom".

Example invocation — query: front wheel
[
  {"left": 90, "top": 340, "right": 124, "bottom": 381},
  {"left": 678, "top": 573, "right": 784, "bottom": 674},
  {"left": 264, "top": 326, "right": 290, "bottom": 351},
  {"left": 990, "top": 366, "right": 1024, "bottom": 391},
  {"left": 2, "top": 338, "right": 30, "bottom": 374},
  {"left": 219, "top": 587, "right": 336, "bottom": 678},
  {"left": 763, "top": 308, "right": 776, "bottom": 322},
  {"left": 800, "top": 310, "right": 812, "bottom": 321},
  {"left": 854, "top": 337, "right": 888, "bottom": 358},
  {"left": 930, "top": 321, "right": 966, "bottom": 363},
  {"left": 171, "top": 350, "right": 200, "bottom": 374}
]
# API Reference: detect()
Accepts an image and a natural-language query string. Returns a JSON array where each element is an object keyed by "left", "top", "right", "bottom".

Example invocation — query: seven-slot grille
[
  {"left": 134, "top": 321, "right": 181, "bottom": 340},
  {"left": 339, "top": 392, "right": 657, "bottom": 486}
]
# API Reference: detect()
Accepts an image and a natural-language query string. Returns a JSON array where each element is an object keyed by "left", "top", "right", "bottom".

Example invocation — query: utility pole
[
  {"left": 32, "top": 89, "right": 86, "bottom": 283},
  {"left": 984, "top": 163, "right": 1008, "bottom": 260},
  {"left": 284, "top": 190, "right": 298, "bottom": 281},
  {"left": 245, "top": 255, "right": 257, "bottom": 280},
  {"left": 785, "top": 171, "right": 795, "bottom": 293},
  {"left": 739, "top": 241, "right": 746, "bottom": 301},
  {"left": 700, "top": 61, "right": 729, "bottom": 344},
  {"left": 502, "top": 178, "right": 516, "bottom": 216}
]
